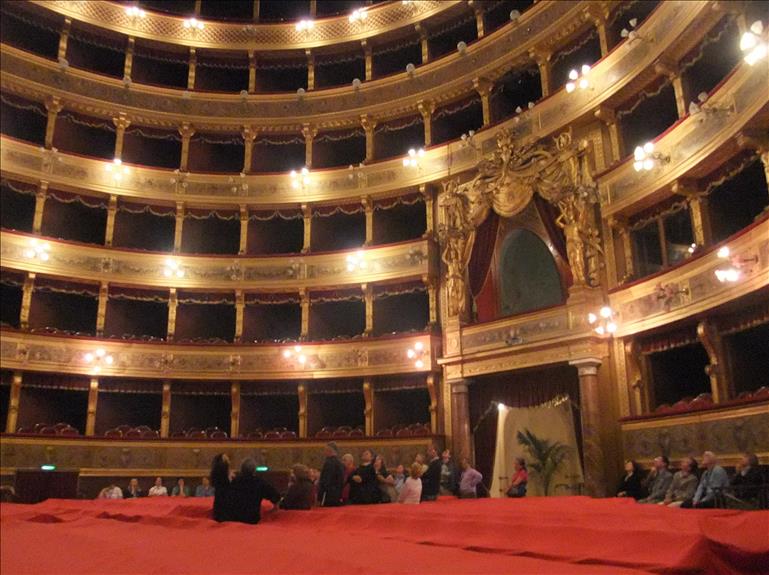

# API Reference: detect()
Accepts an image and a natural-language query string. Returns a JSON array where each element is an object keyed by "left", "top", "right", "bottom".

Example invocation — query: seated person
[
  {"left": 281, "top": 464, "right": 315, "bottom": 510},
  {"left": 171, "top": 477, "right": 190, "bottom": 497},
  {"left": 398, "top": 462, "right": 423, "bottom": 504},
  {"left": 506, "top": 458, "right": 528, "bottom": 498},
  {"left": 123, "top": 478, "right": 144, "bottom": 498},
  {"left": 731, "top": 452, "right": 762, "bottom": 502},
  {"left": 458, "top": 458, "right": 483, "bottom": 498},
  {"left": 228, "top": 458, "right": 281, "bottom": 524},
  {"left": 374, "top": 455, "right": 398, "bottom": 503},
  {"left": 684, "top": 451, "right": 729, "bottom": 508},
  {"left": 195, "top": 477, "right": 215, "bottom": 497},
  {"left": 98, "top": 484, "right": 123, "bottom": 499},
  {"left": 639, "top": 456, "right": 673, "bottom": 504},
  {"left": 148, "top": 477, "right": 168, "bottom": 497},
  {"left": 210, "top": 453, "right": 233, "bottom": 522},
  {"left": 661, "top": 457, "right": 698, "bottom": 507},
  {"left": 348, "top": 449, "right": 381, "bottom": 504},
  {"left": 392, "top": 465, "right": 406, "bottom": 494},
  {"left": 616, "top": 460, "right": 644, "bottom": 500}
]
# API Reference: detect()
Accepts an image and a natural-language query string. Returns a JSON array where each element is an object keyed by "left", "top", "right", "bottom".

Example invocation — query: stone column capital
[{"left": 569, "top": 358, "right": 602, "bottom": 376}]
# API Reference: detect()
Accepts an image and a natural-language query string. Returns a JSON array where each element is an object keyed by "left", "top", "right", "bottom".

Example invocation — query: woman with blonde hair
[{"left": 398, "top": 462, "right": 423, "bottom": 504}]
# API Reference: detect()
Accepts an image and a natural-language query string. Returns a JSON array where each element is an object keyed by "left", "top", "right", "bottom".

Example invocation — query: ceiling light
[{"left": 740, "top": 21, "right": 767, "bottom": 65}]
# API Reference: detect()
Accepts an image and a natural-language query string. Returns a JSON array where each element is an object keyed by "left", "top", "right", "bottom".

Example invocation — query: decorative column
[
  {"left": 253, "top": 0, "right": 260, "bottom": 21},
  {"left": 417, "top": 99, "right": 435, "bottom": 147},
  {"left": 167, "top": 288, "right": 178, "bottom": 342},
  {"left": 426, "top": 373, "right": 438, "bottom": 434},
  {"left": 239, "top": 204, "right": 249, "bottom": 254},
  {"left": 85, "top": 377, "right": 99, "bottom": 436},
  {"left": 230, "top": 381, "right": 241, "bottom": 439},
  {"left": 300, "top": 289, "right": 310, "bottom": 339},
  {"left": 363, "top": 378, "right": 374, "bottom": 437},
  {"left": 473, "top": 4, "right": 485, "bottom": 38},
  {"left": 449, "top": 379, "right": 472, "bottom": 460},
  {"left": 178, "top": 123, "right": 195, "bottom": 172},
  {"left": 529, "top": 49, "right": 552, "bottom": 97},
  {"left": 5, "top": 372, "right": 23, "bottom": 434},
  {"left": 234, "top": 289, "right": 245, "bottom": 343},
  {"left": 160, "top": 381, "right": 172, "bottom": 438},
  {"left": 33, "top": 183, "right": 48, "bottom": 234},
  {"left": 420, "top": 183, "right": 434, "bottom": 238},
  {"left": 415, "top": 24, "right": 429, "bottom": 64},
  {"left": 242, "top": 126, "right": 257, "bottom": 173},
  {"left": 248, "top": 51, "right": 257, "bottom": 93},
  {"left": 585, "top": 5, "right": 611, "bottom": 56},
  {"left": 569, "top": 358, "right": 607, "bottom": 497},
  {"left": 362, "top": 40, "right": 373, "bottom": 81},
  {"left": 423, "top": 275, "right": 438, "bottom": 326},
  {"left": 112, "top": 113, "right": 131, "bottom": 160},
  {"left": 361, "top": 114, "right": 377, "bottom": 162},
  {"left": 309, "top": 0, "right": 316, "bottom": 17},
  {"left": 611, "top": 216, "right": 634, "bottom": 283},
  {"left": 624, "top": 339, "right": 650, "bottom": 416},
  {"left": 673, "top": 180, "right": 712, "bottom": 247},
  {"left": 305, "top": 49, "right": 315, "bottom": 91},
  {"left": 193, "top": 0, "right": 202, "bottom": 15},
  {"left": 104, "top": 194, "right": 118, "bottom": 247},
  {"left": 697, "top": 320, "right": 731, "bottom": 403},
  {"left": 594, "top": 106, "right": 623, "bottom": 165},
  {"left": 20, "top": 272, "right": 35, "bottom": 330},
  {"left": 655, "top": 58, "right": 688, "bottom": 119},
  {"left": 173, "top": 202, "right": 185, "bottom": 252},
  {"left": 363, "top": 283, "right": 373, "bottom": 337},
  {"left": 473, "top": 77, "right": 493, "bottom": 127},
  {"left": 187, "top": 47, "right": 197, "bottom": 90},
  {"left": 302, "top": 123, "right": 316, "bottom": 168},
  {"left": 96, "top": 281, "right": 108, "bottom": 337},
  {"left": 124, "top": 37, "right": 135, "bottom": 80},
  {"left": 363, "top": 196, "right": 373, "bottom": 245},
  {"left": 297, "top": 383, "right": 308, "bottom": 438},
  {"left": 44, "top": 96, "right": 63, "bottom": 150},
  {"left": 301, "top": 203, "right": 312, "bottom": 253},
  {"left": 58, "top": 18, "right": 71, "bottom": 61}
]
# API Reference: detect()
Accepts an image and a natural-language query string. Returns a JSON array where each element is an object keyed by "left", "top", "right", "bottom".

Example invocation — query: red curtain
[
  {"left": 533, "top": 194, "right": 567, "bottom": 261},
  {"left": 468, "top": 212, "right": 499, "bottom": 297}
]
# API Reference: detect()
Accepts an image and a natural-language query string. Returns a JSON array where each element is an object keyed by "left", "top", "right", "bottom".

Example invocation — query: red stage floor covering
[{"left": 2, "top": 496, "right": 767, "bottom": 574}]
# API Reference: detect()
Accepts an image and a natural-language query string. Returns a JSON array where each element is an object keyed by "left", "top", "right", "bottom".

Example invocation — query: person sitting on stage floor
[
  {"left": 439, "top": 449, "right": 460, "bottom": 496},
  {"left": 210, "top": 453, "right": 233, "bottom": 522},
  {"left": 123, "top": 478, "right": 143, "bottom": 498},
  {"left": 683, "top": 451, "right": 729, "bottom": 508},
  {"left": 195, "top": 476, "right": 215, "bottom": 497},
  {"left": 616, "top": 460, "right": 644, "bottom": 500},
  {"left": 318, "top": 442, "right": 345, "bottom": 507},
  {"left": 374, "top": 455, "right": 398, "bottom": 503},
  {"left": 98, "top": 483, "right": 123, "bottom": 499},
  {"left": 506, "top": 457, "right": 528, "bottom": 498},
  {"left": 398, "top": 462, "right": 423, "bottom": 504},
  {"left": 341, "top": 453, "right": 355, "bottom": 504},
  {"left": 731, "top": 452, "right": 762, "bottom": 502},
  {"left": 148, "top": 477, "right": 168, "bottom": 497},
  {"left": 420, "top": 446, "right": 442, "bottom": 501},
  {"left": 228, "top": 458, "right": 281, "bottom": 524},
  {"left": 393, "top": 464, "right": 406, "bottom": 494},
  {"left": 639, "top": 456, "right": 673, "bottom": 504},
  {"left": 661, "top": 457, "right": 698, "bottom": 507},
  {"left": 171, "top": 477, "right": 190, "bottom": 497},
  {"left": 458, "top": 458, "right": 483, "bottom": 498},
  {"left": 281, "top": 464, "right": 315, "bottom": 510},
  {"left": 348, "top": 449, "right": 381, "bottom": 504}
]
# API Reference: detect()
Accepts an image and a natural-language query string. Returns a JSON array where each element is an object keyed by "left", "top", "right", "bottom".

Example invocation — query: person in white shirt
[
  {"left": 398, "top": 462, "right": 423, "bottom": 504},
  {"left": 148, "top": 476, "right": 168, "bottom": 497},
  {"left": 97, "top": 484, "right": 123, "bottom": 499}
]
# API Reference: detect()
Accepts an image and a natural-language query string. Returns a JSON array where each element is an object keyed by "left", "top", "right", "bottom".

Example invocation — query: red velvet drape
[{"left": 468, "top": 212, "right": 499, "bottom": 297}]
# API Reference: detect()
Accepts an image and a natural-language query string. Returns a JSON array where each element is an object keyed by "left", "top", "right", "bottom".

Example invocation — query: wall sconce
[
  {"left": 460, "top": 130, "right": 477, "bottom": 149},
  {"left": 170, "top": 169, "right": 189, "bottom": 189},
  {"left": 296, "top": 19, "right": 315, "bottom": 32},
  {"left": 688, "top": 91, "right": 734, "bottom": 118},
  {"left": 457, "top": 41, "right": 468, "bottom": 55},
  {"left": 182, "top": 90, "right": 192, "bottom": 100},
  {"left": 296, "top": 87, "right": 306, "bottom": 101},
  {"left": 105, "top": 157, "right": 129, "bottom": 181},
  {"left": 620, "top": 18, "right": 650, "bottom": 44},
  {"left": 509, "top": 10, "right": 521, "bottom": 21},
  {"left": 352, "top": 78, "right": 362, "bottom": 91},
  {"left": 282, "top": 345, "right": 307, "bottom": 366},
  {"left": 504, "top": 328, "right": 523, "bottom": 346},
  {"left": 84, "top": 348, "right": 114, "bottom": 374},
  {"left": 348, "top": 163, "right": 365, "bottom": 183},
  {"left": 290, "top": 167, "right": 312, "bottom": 190},
  {"left": 125, "top": 5, "right": 146, "bottom": 19},
  {"left": 687, "top": 243, "right": 699, "bottom": 255},
  {"left": 346, "top": 250, "right": 367, "bottom": 272},
  {"left": 349, "top": 8, "right": 367, "bottom": 23},
  {"left": 57, "top": 57, "right": 69, "bottom": 71},
  {"left": 655, "top": 282, "right": 689, "bottom": 310},
  {"left": 163, "top": 258, "right": 185, "bottom": 279},
  {"left": 403, "top": 147, "right": 425, "bottom": 168},
  {"left": 22, "top": 238, "right": 51, "bottom": 261},
  {"left": 633, "top": 142, "right": 669, "bottom": 172},
  {"left": 740, "top": 21, "right": 767, "bottom": 66},
  {"left": 123, "top": 75, "right": 132, "bottom": 89},
  {"left": 587, "top": 306, "right": 617, "bottom": 335},
  {"left": 406, "top": 341, "right": 427, "bottom": 369},
  {"left": 565, "top": 64, "right": 590, "bottom": 93},
  {"left": 714, "top": 246, "right": 758, "bottom": 283},
  {"left": 183, "top": 17, "right": 204, "bottom": 30},
  {"left": 228, "top": 172, "right": 248, "bottom": 194}
]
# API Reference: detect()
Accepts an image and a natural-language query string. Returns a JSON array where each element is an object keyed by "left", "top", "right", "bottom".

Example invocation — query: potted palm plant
[{"left": 516, "top": 428, "right": 571, "bottom": 496}]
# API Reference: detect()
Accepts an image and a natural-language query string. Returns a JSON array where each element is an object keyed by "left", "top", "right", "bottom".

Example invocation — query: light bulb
[
  {"left": 600, "top": 306, "right": 612, "bottom": 318},
  {"left": 283, "top": 350, "right": 292, "bottom": 358},
  {"left": 415, "top": 359, "right": 424, "bottom": 369},
  {"left": 407, "top": 349, "right": 416, "bottom": 359},
  {"left": 587, "top": 313, "right": 597, "bottom": 324},
  {"left": 568, "top": 69, "right": 579, "bottom": 81},
  {"left": 717, "top": 246, "right": 730, "bottom": 259},
  {"left": 414, "top": 341, "right": 424, "bottom": 351}
]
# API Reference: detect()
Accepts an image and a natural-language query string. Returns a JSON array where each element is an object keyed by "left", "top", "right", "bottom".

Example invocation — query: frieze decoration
[
  {"left": 437, "top": 130, "right": 602, "bottom": 318},
  {"left": 0, "top": 231, "right": 431, "bottom": 291},
  {"left": 621, "top": 403, "right": 769, "bottom": 463},
  {"left": 0, "top": 331, "right": 436, "bottom": 380}
]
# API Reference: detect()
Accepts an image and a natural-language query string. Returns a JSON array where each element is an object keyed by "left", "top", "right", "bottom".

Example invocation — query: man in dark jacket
[
  {"left": 318, "top": 442, "right": 345, "bottom": 506},
  {"left": 732, "top": 452, "right": 762, "bottom": 501},
  {"left": 228, "top": 458, "right": 281, "bottom": 524},
  {"left": 421, "top": 445, "right": 442, "bottom": 501}
]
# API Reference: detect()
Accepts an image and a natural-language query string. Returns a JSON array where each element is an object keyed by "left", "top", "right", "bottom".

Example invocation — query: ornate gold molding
[
  {"left": 0, "top": 231, "right": 433, "bottom": 291},
  {"left": 0, "top": 331, "right": 437, "bottom": 380}
]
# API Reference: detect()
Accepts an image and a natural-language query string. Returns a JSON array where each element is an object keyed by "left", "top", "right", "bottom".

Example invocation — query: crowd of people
[{"left": 616, "top": 451, "right": 762, "bottom": 508}]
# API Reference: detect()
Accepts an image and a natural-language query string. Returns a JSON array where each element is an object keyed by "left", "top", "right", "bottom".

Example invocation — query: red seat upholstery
[
  {"left": 247, "top": 431, "right": 264, "bottom": 440},
  {"left": 376, "top": 429, "right": 393, "bottom": 437},
  {"left": 58, "top": 427, "right": 79, "bottom": 436},
  {"left": 753, "top": 386, "right": 769, "bottom": 399},
  {"left": 332, "top": 429, "right": 349, "bottom": 438},
  {"left": 209, "top": 430, "right": 228, "bottom": 440},
  {"left": 349, "top": 429, "right": 364, "bottom": 438},
  {"left": 263, "top": 431, "right": 281, "bottom": 440},
  {"left": 395, "top": 428, "right": 412, "bottom": 437},
  {"left": 104, "top": 429, "right": 123, "bottom": 438},
  {"left": 280, "top": 431, "right": 297, "bottom": 440},
  {"left": 141, "top": 429, "right": 159, "bottom": 439},
  {"left": 124, "top": 429, "right": 142, "bottom": 439},
  {"left": 116, "top": 425, "right": 132, "bottom": 434},
  {"left": 315, "top": 430, "right": 332, "bottom": 439},
  {"left": 39, "top": 426, "right": 58, "bottom": 435},
  {"left": 187, "top": 431, "right": 207, "bottom": 439}
]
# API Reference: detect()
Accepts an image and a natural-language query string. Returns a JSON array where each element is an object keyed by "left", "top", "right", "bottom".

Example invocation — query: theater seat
[
  {"left": 58, "top": 427, "right": 79, "bottom": 436},
  {"left": 376, "top": 429, "right": 393, "bottom": 437},
  {"left": 332, "top": 429, "right": 349, "bottom": 438},
  {"left": 104, "top": 429, "right": 123, "bottom": 438},
  {"left": 39, "top": 426, "right": 58, "bottom": 435},
  {"left": 209, "top": 430, "right": 228, "bottom": 439},
  {"left": 141, "top": 429, "right": 159, "bottom": 439},
  {"left": 315, "top": 430, "right": 332, "bottom": 439},
  {"left": 263, "top": 431, "right": 281, "bottom": 440},
  {"left": 349, "top": 429, "right": 364, "bottom": 438},
  {"left": 247, "top": 431, "right": 264, "bottom": 440},
  {"left": 187, "top": 430, "right": 207, "bottom": 439},
  {"left": 396, "top": 428, "right": 412, "bottom": 437},
  {"left": 280, "top": 431, "right": 297, "bottom": 439},
  {"left": 124, "top": 429, "right": 143, "bottom": 439}
]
